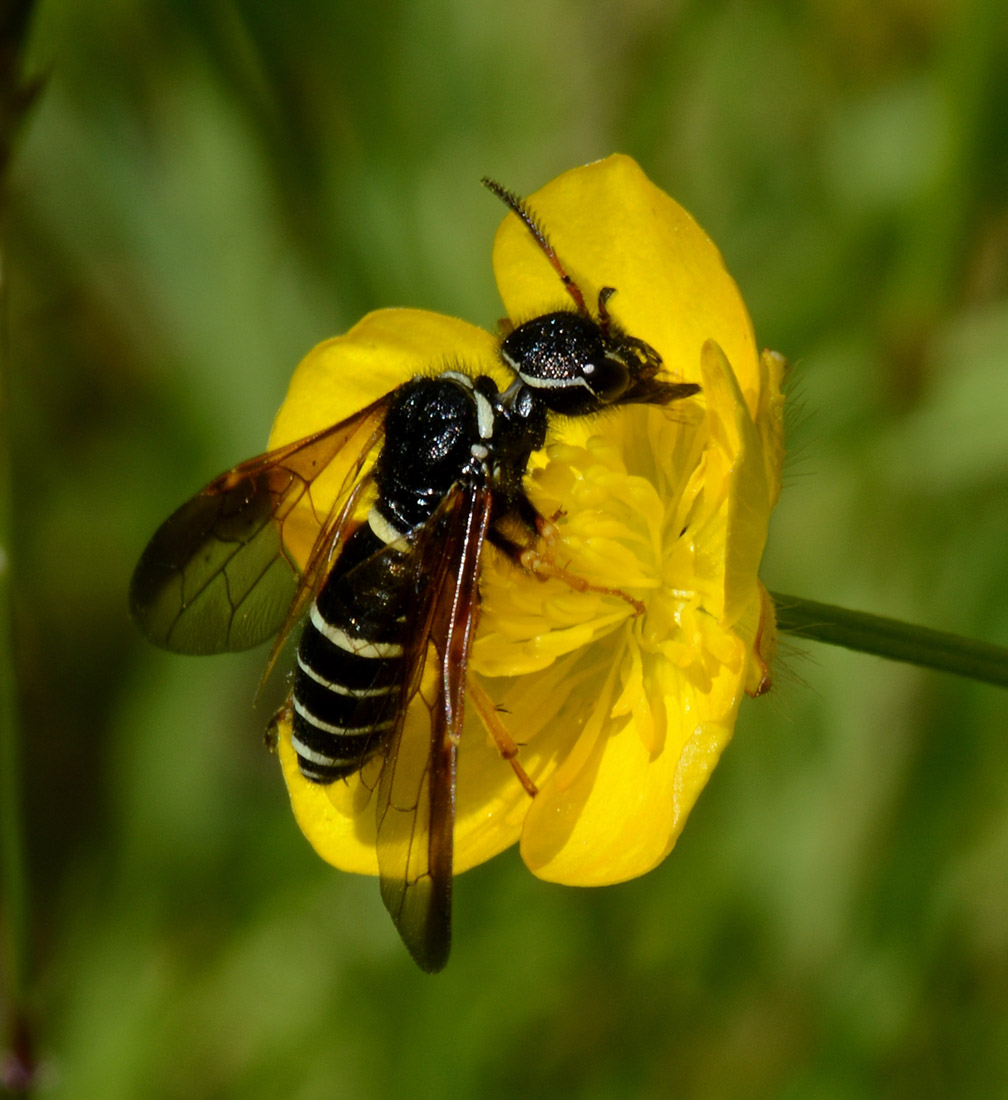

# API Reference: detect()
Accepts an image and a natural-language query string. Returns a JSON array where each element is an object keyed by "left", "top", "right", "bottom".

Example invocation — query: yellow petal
[
  {"left": 520, "top": 632, "right": 747, "bottom": 885},
  {"left": 700, "top": 340, "right": 771, "bottom": 628},
  {"left": 743, "top": 581, "right": 777, "bottom": 698},
  {"left": 276, "top": 714, "right": 379, "bottom": 874},
  {"left": 757, "top": 349, "right": 788, "bottom": 508}
]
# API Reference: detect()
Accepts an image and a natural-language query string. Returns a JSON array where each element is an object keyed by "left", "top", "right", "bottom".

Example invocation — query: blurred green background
[{"left": 4, "top": 0, "right": 1008, "bottom": 1096}]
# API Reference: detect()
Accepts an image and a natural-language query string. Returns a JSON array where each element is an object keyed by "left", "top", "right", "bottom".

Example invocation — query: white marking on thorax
[
  {"left": 367, "top": 507, "right": 404, "bottom": 546},
  {"left": 440, "top": 369, "right": 474, "bottom": 389},
  {"left": 473, "top": 390, "right": 495, "bottom": 439}
]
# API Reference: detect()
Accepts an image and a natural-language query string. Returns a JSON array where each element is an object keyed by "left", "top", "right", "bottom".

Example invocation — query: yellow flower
[{"left": 268, "top": 154, "right": 784, "bottom": 887}]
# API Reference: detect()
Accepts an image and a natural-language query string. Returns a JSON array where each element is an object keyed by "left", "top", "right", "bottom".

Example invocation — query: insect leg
[
  {"left": 518, "top": 547, "right": 646, "bottom": 616},
  {"left": 467, "top": 677, "right": 538, "bottom": 798},
  {"left": 489, "top": 508, "right": 646, "bottom": 616},
  {"left": 265, "top": 699, "right": 292, "bottom": 754}
]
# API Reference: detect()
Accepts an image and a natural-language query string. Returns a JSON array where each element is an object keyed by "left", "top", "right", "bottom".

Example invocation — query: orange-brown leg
[
  {"left": 264, "top": 698, "right": 292, "bottom": 754},
  {"left": 520, "top": 513, "right": 645, "bottom": 615},
  {"left": 468, "top": 677, "right": 538, "bottom": 798}
]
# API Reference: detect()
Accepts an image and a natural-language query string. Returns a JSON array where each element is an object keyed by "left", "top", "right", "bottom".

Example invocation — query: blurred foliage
[{"left": 3, "top": 0, "right": 1008, "bottom": 1096}]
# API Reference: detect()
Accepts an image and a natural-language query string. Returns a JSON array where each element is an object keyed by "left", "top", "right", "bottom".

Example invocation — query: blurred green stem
[
  {"left": 772, "top": 592, "right": 1008, "bottom": 689},
  {"left": 0, "top": 326, "right": 32, "bottom": 1091},
  {"left": 1, "top": 1, "right": 39, "bottom": 1092}
]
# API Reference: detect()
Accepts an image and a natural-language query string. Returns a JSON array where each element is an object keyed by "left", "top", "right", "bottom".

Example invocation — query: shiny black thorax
[
  {"left": 373, "top": 377, "right": 488, "bottom": 530},
  {"left": 374, "top": 371, "right": 548, "bottom": 544}
]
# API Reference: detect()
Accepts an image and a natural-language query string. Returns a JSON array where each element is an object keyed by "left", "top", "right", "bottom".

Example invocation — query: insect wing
[
  {"left": 129, "top": 398, "right": 390, "bottom": 654},
  {"left": 376, "top": 483, "right": 492, "bottom": 972}
]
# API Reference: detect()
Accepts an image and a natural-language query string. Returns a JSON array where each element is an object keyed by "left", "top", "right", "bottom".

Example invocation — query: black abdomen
[{"left": 291, "top": 519, "right": 411, "bottom": 782}]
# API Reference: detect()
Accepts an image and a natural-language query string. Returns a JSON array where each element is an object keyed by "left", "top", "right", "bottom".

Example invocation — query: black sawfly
[{"left": 129, "top": 178, "right": 701, "bottom": 972}]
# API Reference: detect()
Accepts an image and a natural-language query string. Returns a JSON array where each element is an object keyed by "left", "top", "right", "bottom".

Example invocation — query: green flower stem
[
  {"left": 0, "top": 427, "right": 32, "bottom": 1088},
  {"left": 1, "top": 4, "right": 40, "bottom": 1089},
  {"left": 771, "top": 592, "right": 1008, "bottom": 689},
  {"left": 0, "top": 316, "right": 32, "bottom": 1082}
]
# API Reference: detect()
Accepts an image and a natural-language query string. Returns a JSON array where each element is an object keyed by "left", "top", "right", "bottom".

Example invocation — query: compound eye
[{"left": 583, "top": 356, "right": 630, "bottom": 403}]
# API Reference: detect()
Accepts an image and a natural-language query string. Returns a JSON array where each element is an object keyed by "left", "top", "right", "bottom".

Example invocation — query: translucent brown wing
[
  {"left": 129, "top": 396, "right": 391, "bottom": 655},
  {"left": 375, "top": 481, "right": 493, "bottom": 973}
]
